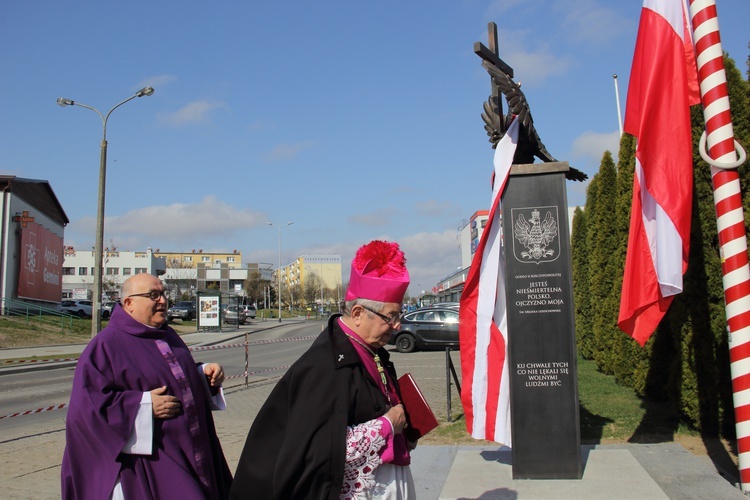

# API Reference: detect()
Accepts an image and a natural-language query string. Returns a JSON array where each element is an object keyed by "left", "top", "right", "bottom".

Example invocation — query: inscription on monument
[
  {"left": 515, "top": 361, "right": 570, "bottom": 388},
  {"left": 513, "top": 272, "right": 564, "bottom": 313}
]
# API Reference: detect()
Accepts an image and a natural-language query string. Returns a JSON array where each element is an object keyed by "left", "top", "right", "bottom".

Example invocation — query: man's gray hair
[{"left": 342, "top": 298, "right": 388, "bottom": 317}]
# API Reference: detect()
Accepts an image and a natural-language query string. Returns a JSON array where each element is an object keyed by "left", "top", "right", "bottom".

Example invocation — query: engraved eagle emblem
[{"left": 514, "top": 209, "right": 557, "bottom": 260}]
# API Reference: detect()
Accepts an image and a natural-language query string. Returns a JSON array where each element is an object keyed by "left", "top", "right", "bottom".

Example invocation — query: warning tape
[
  {"left": 225, "top": 365, "right": 291, "bottom": 380},
  {"left": 1, "top": 335, "right": 316, "bottom": 417},
  {"left": 0, "top": 403, "right": 68, "bottom": 420},
  {"left": 1, "top": 363, "right": 296, "bottom": 418},
  {"left": 189, "top": 343, "right": 247, "bottom": 352},
  {"left": 2, "top": 335, "right": 319, "bottom": 365},
  {"left": 3, "top": 357, "right": 79, "bottom": 366}
]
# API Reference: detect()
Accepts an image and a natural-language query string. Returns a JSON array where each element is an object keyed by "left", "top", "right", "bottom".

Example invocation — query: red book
[{"left": 398, "top": 373, "right": 439, "bottom": 441}]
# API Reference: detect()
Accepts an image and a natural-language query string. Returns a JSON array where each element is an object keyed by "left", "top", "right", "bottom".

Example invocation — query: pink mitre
[{"left": 345, "top": 240, "right": 410, "bottom": 303}]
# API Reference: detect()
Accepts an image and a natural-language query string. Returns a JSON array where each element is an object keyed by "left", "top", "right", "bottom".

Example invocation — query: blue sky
[{"left": 1, "top": 0, "right": 747, "bottom": 296}]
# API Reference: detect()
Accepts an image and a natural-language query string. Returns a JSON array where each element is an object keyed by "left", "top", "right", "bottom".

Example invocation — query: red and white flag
[
  {"left": 618, "top": 0, "right": 700, "bottom": 346},
  {"left": 459, "top": 117, "right": 519, "bottom": 445}
]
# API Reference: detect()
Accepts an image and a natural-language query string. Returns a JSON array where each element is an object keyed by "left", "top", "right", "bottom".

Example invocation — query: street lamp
[
  {"left": 267, "top": 221, "right": 293, "bottom": 322},
  {"left": 57, "top": 87, "right": 155, "bottom": 338}
]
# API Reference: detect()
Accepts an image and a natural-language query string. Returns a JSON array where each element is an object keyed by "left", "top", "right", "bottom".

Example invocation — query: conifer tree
[
  {"left": 572, "top": 52, "right": 749, "bottom": 434},
  {"left": 588, "top": 151, "right": 618, "bottom": 373},
  {"left": 577, "top": 176, "right": 600, "bottom": 358},
  {"left": 607, "top": 133, "right": 652, "bottom": 388},
  {"left": 571, "top": 206, "right": 590, "bottom": 356}
]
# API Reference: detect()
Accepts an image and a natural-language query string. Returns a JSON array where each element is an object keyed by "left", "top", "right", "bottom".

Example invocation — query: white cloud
[
  {"left": 158, "top": 100, "right": 227, "bottom": 126},
  {"left": 398, "top": 230, "right": 461, "bottom": 296},
  {"left": 298, "top": 231, "right": 462, "bottom": 297},
  {"left": 136, "top": 74, "right": 177, "bottom": 90},
  {"left": 485, "top": 0, "right": 530, "bottom": 17},
  {"left": 347, "top": 208, "right": 399, "bottom": 228},
  {"left": 262, "top": 141, "right": 316, "bottom": 162},
  {"left": 414, "top": 200, "right": 456, "bottom": 218},
  {"left": 68, "top": 196, "right": 267, "bottom": 250},
  {"left": 494, "top": 29, "right": 574, "bottom": 87},
  {"left": 571, "top": 130, "right": 621, "bottom": 163},
  {"left": 554, "top": 0, "right": 632, "bottom": 44}
]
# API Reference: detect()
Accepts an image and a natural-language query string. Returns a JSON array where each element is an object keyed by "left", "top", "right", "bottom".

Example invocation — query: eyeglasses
[
  {"left": 127, "top": 290, "right": 167, "bottom": 301},
  {"left": 361, "top": 305, "right": 401, "bottom": 326}
]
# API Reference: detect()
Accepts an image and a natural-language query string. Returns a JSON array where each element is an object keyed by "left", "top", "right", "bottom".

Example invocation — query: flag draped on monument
[
  {"left": 459, "top": 117, "right": 519, "bottom": 445},
  {"left": 618, "top": 0, "right": 700, "bottom": 346}
]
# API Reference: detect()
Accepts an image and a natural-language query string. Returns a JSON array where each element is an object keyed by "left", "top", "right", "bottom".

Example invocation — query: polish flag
[
  {"left": 459, "top": 117, "right": 519, "bottom": 445},
  {"left": 618, "top": 0, "right": 700, "bottom": 346}
]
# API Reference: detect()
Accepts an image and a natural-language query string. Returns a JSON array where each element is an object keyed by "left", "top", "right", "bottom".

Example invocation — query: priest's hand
[
  {"left": 385, "top": 404, "right": 407, "bottom": 434},
  {"left": 203, "top": 363, "right": 225, "bottom": 387},
  {"left": 150, "top": 386, "right": 181, "bottom": 419}
]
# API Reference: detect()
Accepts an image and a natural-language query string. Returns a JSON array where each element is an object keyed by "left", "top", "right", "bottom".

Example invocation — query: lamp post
[
  {"left": 267, "top": 221, "right": 293, "bottom": 322},
  {"left": 57, "top": 87, "right": 155, "bottom": 338}
]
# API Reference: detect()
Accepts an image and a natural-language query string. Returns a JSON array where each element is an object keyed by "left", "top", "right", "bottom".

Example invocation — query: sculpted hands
[
  {"left": 150, "top": 386, "right": 181, "bottom": 419},
  {"left": 385, "top": 404, "right": 407, "bottom": 434}
]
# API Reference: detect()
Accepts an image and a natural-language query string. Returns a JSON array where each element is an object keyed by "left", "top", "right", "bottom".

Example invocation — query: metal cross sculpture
[{"left": 476, "top": 22, "right": 587, "bottom": 181}]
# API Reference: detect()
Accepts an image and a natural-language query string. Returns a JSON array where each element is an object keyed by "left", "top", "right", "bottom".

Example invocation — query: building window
[
  {"left": 78, "top": 267, "right": 87, "bottom": 275},
  {"left": 63, "top": 267, "right": 75, "bottom": 275},
  {"left": 91, "top": 267, "right": 95, "bottom": 275},
  {"left": 227, "top": 256, "right": 236, "bottom": 262},
  {"left": 135, "top": 268, "right": 147, "bottom": 274},
  {"left": 123, "top": 268, "right": 132, "bottom": 275},
  {"left": 183, "top": 256, "right": 193, "bottom": 263},
  {"left": 106, "top": 268, "right": 119, "bottom": 275},
  {"left": 201, "top": 256, "right": 210, "bottom": 262}
]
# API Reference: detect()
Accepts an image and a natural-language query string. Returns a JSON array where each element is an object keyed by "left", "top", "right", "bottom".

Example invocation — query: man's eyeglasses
[
  {"left": 127, "top": 290, "right": 167, "bottom": 301},
  {"left": 361, "top": 305, "right": 401, "bottom": 326}
]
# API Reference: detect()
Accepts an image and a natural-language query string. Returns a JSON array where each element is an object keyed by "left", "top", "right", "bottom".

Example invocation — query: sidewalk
[{"left": 0, "top": 320, "right": 745, "bottom": 499}]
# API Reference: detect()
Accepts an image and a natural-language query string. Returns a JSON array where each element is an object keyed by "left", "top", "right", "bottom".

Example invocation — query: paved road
[
  {"left": 0, "top": 319, "right": 466, "bottom": 498},
  {"left": 0, "top": 318, "right": 744, "bottom": 499}
]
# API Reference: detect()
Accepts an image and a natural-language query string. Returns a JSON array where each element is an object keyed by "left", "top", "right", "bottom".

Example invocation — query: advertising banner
[
  {"left": 18, "top": 222, "right": 63, "bottom": 302},
  {"left": 199, "top": 296, "right": 220, "bottom": 327}
]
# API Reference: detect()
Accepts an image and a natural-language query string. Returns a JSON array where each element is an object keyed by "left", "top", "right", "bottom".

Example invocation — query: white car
[
  {"left": 101, "top": 301, "right": 117, "bottom": 319},
  {"left": 61, "top": 299, "right": 94, "bottom": 318}
]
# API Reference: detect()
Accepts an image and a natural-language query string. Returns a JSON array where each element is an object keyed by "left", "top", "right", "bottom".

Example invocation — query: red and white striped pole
[{"left": 688, "top": 0, "right": 749, "bottom": 492}]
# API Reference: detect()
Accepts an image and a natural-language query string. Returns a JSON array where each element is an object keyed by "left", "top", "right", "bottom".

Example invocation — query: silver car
[
  {"left": 223, "top": 305, "right": 247, "bottom": 325},
  {"left": 239, "top": 305, "right": 257, "bottom": 320}
]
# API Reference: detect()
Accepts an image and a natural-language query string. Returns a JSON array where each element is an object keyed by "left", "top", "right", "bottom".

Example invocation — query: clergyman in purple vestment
[{"left": 61, "top": 274, "right": 232, "bottom": 499}]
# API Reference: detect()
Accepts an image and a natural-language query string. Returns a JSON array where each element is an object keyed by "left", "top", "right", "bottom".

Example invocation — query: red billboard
[{"left": 18, "top": 222, "right": 63, "bottom": 302}]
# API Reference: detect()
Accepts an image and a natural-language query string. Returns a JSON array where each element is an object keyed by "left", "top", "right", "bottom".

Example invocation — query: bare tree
[
  {"left": 102, "top": 275, "right": 119, "bottom": 300},
  {"left": 304, "top": 272, "right": 323, "bottom": 305},
  {"left": 164, "top": 258, "right": 197, "bottom": 300},
  {"left": 244, "top": 271, "right": 268, "bottom": 305},
  {"left": 281, "top": 282, "right": 301, "bottom": 309}
]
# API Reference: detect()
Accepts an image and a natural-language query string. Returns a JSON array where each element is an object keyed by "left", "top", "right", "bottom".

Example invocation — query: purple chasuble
[{"left": 61, "top": 306, "right": 232, "bottom": 500}]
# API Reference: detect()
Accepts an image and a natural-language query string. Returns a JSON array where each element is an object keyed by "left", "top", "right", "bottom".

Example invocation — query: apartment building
[{"left": 61, "top": 247, "right": 166, "bottom": 300}]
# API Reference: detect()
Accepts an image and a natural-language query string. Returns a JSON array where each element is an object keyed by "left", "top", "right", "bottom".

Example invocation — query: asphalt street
[{"left": 0, "top": 318, "right": 744, "bottom": 499}]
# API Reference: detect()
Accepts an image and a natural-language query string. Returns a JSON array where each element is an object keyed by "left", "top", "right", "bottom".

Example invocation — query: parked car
[
  {"left": 101, "top": 301, "right": 117, "bottom": 319},
  {"left": 167, "top": 301, "right": 196, "bottom": 321},
  {"left": 239, "top": 304, "right": 257, "bottom": 319},
  {"left": 61, "top": 299, "right": 94, "bottom": 318},
  {"left": 388, "top": 307, "right": 460, "bottom": 353},
  {"left": 223, "top": 305, "right": 247, "bottom": 325},
  {"left": 424, "top": 302, "right": 460, "bottom": 310}
]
